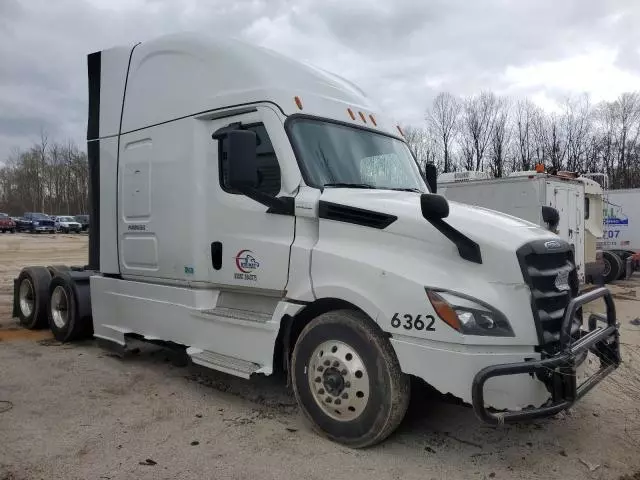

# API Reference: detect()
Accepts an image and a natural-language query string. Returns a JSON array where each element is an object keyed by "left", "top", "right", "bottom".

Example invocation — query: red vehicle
[{"left": 0, "top": 213, "right": 16, "bottom": 233}]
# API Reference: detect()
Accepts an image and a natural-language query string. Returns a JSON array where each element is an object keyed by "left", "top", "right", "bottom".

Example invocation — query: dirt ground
[{"left": 1, "top": 234, "right": 639, "bottom": 480}]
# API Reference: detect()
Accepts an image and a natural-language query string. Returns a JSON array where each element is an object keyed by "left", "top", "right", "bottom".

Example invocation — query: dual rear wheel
[{"left": 15, "top": 267, "right": 93, "bottom": 341}]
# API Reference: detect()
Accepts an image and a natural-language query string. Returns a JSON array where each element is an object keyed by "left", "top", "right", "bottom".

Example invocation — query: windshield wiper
[
  {"left": 323, "top": 183, "right": 376, "bottom": 189},
  {"left": 386, "top": 187, "right": 423, "bottom": 193}
]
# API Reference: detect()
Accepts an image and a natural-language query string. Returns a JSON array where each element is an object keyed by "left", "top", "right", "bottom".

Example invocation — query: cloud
[{"left": 0, "top": 0, "right": 638, "bottom": 160}]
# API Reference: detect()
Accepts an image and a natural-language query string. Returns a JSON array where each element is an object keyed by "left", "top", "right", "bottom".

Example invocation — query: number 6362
[{"left": 391, "top": 313, "right": 436, "bottom": 331}]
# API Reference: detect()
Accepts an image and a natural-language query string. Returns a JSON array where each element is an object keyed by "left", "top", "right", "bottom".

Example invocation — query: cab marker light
[
  {"left": 347, "top": 108, "right": 356, "bottom": 120},
  {"left": 294, "top": 96, "right": 303, "bottom": 110},
  {"left": 359, "top": 111, "right": 367, "bottom": 123},
  {"left": 369, "top": 114, "right": 377, "bottom": 126}
]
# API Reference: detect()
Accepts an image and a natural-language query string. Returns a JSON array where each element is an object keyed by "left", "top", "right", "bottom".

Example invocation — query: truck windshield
[{"left": 288, "top": 118, "right": 428, "bottom": 192}]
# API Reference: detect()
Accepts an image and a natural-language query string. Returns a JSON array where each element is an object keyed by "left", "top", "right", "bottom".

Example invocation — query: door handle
[{"left": 211, "top": 242, "right": 222, "bottom": 270}]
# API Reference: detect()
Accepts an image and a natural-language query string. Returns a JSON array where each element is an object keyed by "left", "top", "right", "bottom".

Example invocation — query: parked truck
[
  {"left": 599, "top": 187, "right": 640, "bottom": 280},
  {"left": 438, "top": 170, "right": 606, "bottom": 284},
  {"left": 12, "top": 33, "right": 621, "bottom": 448},
  {"left": 15, "top": 212, "right": 56, "bottom": 234},
  {"left": 582, "top": 174, "right": 640, "bottom": 281}
]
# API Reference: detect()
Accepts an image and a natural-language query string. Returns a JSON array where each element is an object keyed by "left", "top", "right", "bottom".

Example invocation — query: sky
[{"left": 0, "top": 0, "right": 639, "bottom": 161}]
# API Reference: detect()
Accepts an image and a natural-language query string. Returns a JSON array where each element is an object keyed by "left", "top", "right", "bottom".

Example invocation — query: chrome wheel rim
[
  {"left": 51, "top": 285, "right": 69, "bottom": 329},
  {"left": 19, "top": 278, "right": 35, "bottom": 318},
  {"left": 307, "top": 340, "right": 370, "bottom": 422},
  {"left": 603, "top": 258, "right": 611, "bottom": 277}
]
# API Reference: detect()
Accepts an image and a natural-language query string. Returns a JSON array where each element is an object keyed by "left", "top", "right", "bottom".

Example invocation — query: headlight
[
  {"left": 33, "top": 221, "right": 39, "bottom": 226},
  {"left": 426, "top": 289, "right": 514, "bottom": 337}
]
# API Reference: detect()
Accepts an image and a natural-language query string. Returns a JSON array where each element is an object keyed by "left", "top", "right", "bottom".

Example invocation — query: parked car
[
  {"left": 0, "top": 213, "right": 16, "bottom": 233},
  {"left": 54, "top": 216, "right": 82, "bottom": 233},
  {"left": 15, "top": 212, "right": 56, "bottom": 233},
  {"left": 74, "top": 214, "right": 90, "bottom": 232}
]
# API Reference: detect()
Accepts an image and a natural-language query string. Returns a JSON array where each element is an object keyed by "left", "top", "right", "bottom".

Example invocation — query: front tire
[{"left": 291, "top": 309, "right": 410, "bottom": 448}]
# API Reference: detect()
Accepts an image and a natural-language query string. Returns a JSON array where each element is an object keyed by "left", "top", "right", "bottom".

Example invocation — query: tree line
[
  {"left": 0, "top": 133, "right": 89, "bottom": 216},
  {"left": 1, "top": 89, "right": 638, "bottom": 215},
  {"left": 403, "top": 91, "right": 640, "bottom": 189}
]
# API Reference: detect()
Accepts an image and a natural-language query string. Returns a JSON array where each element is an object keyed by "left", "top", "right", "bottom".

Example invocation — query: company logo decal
[
  {"left": 544, "top": 240, "right": 563, "bottom": 250},
  {"left": 554, "top": 270, "right": 571, "bottom": 292},
  {"left": 234, "top": 250, "right": 259, "bottom": 281}
]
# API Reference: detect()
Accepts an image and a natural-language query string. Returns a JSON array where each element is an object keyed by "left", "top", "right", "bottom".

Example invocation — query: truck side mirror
[
  {"left": 424, "top": 163, "right": 438, "bottom": 194},
  {"left": 421, "top": 193, "right": 449, "bottom": 220},
  {"left": 542, "top": 206, "right": 559, "bottom": 232},
  {"left": 227, "top": 130, "right": 258, "bottom": 191}
]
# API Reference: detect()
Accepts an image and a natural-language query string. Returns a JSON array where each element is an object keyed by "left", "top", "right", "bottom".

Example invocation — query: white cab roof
[{"left": 113, "top": 32, "right": 399, "bottom": 137}]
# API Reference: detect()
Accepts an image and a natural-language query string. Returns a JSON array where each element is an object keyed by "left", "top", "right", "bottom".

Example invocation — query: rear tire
[
  {"left": 603, "top": 251, "right": 622, "bottom": 283},
  {"left": 16, "top": 267, "right": 52, "bottom": 329},
  {"left": 47, "top": 274, "right": 92, "bottom": 342},
  {"left": 616, "top": 251, "right": 632, "bottom": 280},
  {"left": 291, "top": 309, "right": 410, "bottom": 448}
]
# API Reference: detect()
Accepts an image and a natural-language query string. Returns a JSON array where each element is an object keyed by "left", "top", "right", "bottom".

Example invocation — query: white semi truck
[
  {"left": 438, "top": 170, "right": 606, "bottom": 284},
  {"left": 12, "top": 33, "right": 620, "bottom": 448}
]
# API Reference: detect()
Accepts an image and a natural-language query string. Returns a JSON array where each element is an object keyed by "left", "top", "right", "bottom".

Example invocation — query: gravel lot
[{"left": 1, "top": 233, "right": 639, "bottom": 480}]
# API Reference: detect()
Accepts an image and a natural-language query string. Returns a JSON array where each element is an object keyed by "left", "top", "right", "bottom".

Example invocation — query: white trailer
[
  {"left": 599, "top": 187, "right": 640, "bottom": 280},
  {"left": 11, "top": 33, "right": 620, "bottom": 448},
  {"left": 437, "top": 171, "right": 605, "bottom": 284}
]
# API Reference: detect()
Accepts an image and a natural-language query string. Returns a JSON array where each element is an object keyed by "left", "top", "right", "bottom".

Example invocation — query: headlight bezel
[{"left": 426, "top": 288, "right": 515, "bottom": 337}]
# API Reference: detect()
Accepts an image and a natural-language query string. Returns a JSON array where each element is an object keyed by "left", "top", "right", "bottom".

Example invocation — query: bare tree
[
  {"left": 515, "top": 99, "right": 537, "bottom": 170},
  {"left": 562, "top": 95, "right": 592, "bottom": 172},
  {"left": 427, "top": 92, "right": 460, "bottom": 173},
  {"left": 489, "top": 99, "right": 511, "bottom": 178},
  {"left": 403, "top": 125, "right": 438, "bottom": 171},
  {"left": 461, "top": 91, "right": 501, "bottom": 170},
  {"left": 0, "top": 139, "right": 88, "bottom": 215}
]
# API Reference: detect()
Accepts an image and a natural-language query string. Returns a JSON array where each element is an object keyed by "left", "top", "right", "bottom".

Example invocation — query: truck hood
[{"left": 319, "top": 189, "right": 557, "bottom": 282}]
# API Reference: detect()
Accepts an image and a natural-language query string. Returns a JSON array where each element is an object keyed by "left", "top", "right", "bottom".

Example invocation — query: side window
[
  {"left": 584, "top": 197, "right": 590, "bottom": 219},
  {"left": 219, "top": 123, "right": 281, "bottom": 196}
]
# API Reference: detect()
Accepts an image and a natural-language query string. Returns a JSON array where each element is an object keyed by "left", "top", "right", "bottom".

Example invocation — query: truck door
[
  {"left": 206, "top": 107, "right": 295, "bottom": 293},
  {"left": 547, "top": 183, "right": 585, "bottom": 280}
]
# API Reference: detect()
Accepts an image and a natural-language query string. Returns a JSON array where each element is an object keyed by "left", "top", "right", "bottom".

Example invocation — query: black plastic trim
[
  {"left": 429, "top": 218, "right": 482, "bottom": 264},
  {"left": 211, "top": 242, "right": 222, "bottom": 270},
  {"left": 516, "top": 239, "right": 577, "bottom": 348},
  {"left": 318, "top": 201, "right": 397, "bottom": 229},
  {"left": 86, "top": 51, "right": 101, "bottom": 270},
  {"left": 87, "top": 140, "right": 100, "bottom": 270},
  {"left": 266, "top": 196, "right": 295, "bottom": 216},
  {"left": 86, "top": 51, "right": 101, "bottom": 141}
]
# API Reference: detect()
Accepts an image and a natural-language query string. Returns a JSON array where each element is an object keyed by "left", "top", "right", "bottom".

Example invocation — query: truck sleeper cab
[{"left": 12, "top": 33, "right": 621, "bottom": 448}]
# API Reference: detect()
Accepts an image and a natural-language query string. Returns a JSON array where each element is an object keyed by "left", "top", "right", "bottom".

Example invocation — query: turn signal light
[{"left": 427, "top": 290, "right": 461, "bottom": 332}]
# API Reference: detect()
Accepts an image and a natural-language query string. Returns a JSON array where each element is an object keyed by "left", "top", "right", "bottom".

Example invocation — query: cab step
[{"left": 186, "top": 347, "right": 261, "bottom": 379}]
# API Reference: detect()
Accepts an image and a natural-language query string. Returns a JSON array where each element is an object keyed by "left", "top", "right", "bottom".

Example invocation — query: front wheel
[{"left": 291, "top": 309, "right": 410, "bottom": 448}]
